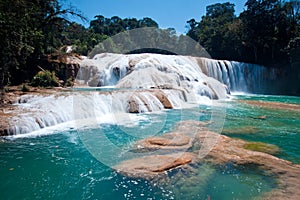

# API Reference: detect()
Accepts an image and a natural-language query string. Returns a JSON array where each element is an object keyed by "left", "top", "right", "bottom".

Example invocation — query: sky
[{"left": 70, "top": 0, "right": 247, "bottom": 34}]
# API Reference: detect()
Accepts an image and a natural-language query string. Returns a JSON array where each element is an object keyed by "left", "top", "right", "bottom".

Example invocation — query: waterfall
[
  {"left": 77, "top": 53, "right": 228, "bottom": 99},
  {"left": 78, "top": 53, "right": 275, "bottom": 94},
  {"left": 201, "top": 58, "right": 276, "bottom": 93},
  {"left": 3, "top": 53, "right": 275, "bottom": 136},
  {"left": 5, "top": 89, "right": 192, "bottom": 135}
]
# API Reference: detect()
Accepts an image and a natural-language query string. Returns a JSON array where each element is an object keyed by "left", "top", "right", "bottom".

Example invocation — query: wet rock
[
  {"left": 253, "top": 115, "right": 267, "bottom": 120},
  {"left": 133, "top": 132, "right": 192, "bottom": 153},
  {"left": 240, "top": 100, "right": 300, "bottom": 112},
  {"left": 222, "top": 126, "right": 260, "bottom": 134},
  {"left": 206, "top": 135, "right": 300, "bottom": 200},
  {"left": 114, "top": 153, "right": 194, "bottom": 179},
  {"left": 152, "top": 91, "right": 173, "bottom": 109},
  {"left": 114, "top": 120, "right": 300, "bottom": 200},
  {"left": 243, "top": 141, "right": 280, "bottom": 155},
  {"left": 128, "top": 97, "right": 140, "bottom": 113}
]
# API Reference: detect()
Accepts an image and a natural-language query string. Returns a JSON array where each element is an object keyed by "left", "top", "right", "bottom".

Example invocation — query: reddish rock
[
  {"left": 114, "top": 120, "right": 300, "bottom": 200},
  {"left": 240, "top": 100, "right": 300, "bottom": 112},
  {"left": 152, "top": 90, "right": 173, "bottom": 109},
  {"left": 134, "top": 132, "right": 192, "bottom": 152},
  {"left": 114, "top": 153, "right": 194, "bottom": 179}
]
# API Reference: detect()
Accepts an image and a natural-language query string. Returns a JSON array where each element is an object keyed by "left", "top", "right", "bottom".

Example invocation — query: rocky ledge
[
  {"left": 0, "top": 88, "right": 183, "bottom": 136},
  {"left": 114, "top": 120, "right": 300, "bottom": 200},
  {"left": 240, "top": 100, "right": 300, "bottom": 112},
  {"left": 0, "top": 86, "right": 70, "bottom": 136}
]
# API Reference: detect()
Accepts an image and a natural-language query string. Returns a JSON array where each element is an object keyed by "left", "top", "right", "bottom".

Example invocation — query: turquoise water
[
  {"left": 223, "top": 95, "right": 300, "bottom": 164},
  {"left": 1, "top": 94, "right": 299, "bottom": 199}
]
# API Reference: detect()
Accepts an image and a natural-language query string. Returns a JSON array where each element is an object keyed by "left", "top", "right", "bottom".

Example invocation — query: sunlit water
[{"left": 1, "top": 94, "right": 299, "bottom": 200}]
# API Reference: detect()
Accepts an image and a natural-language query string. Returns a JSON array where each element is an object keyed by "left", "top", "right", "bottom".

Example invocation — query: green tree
[
  {"left": 187, "top": 2, "right": 236, "bottom": 59},
  {"left": 238, "top": 0, "right": 299, "bottom": 65},
  {"left": 0, "top": 0, "right": 84, "bottom": 103}
]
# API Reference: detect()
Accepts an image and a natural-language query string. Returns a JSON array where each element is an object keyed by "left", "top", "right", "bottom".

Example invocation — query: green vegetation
[
  {"left": 222, "top": 126, "right": 259, "bottom": 134},
  {"left": 21, "top": 84, "right": 30, "bottom": 92},
  {"left": 243, "top": 142, "right": 280, "bottom": 155},
  {"left": 31, "top": 70, "right": 59, "bottom": 87},
  {"left": 1, "top": 0, "right": 299, "bottom": 102},
  {"left": 0, "top": 0, "right": 85, "bottom": 95},
  {"left": 187, "top": 0, "right": 300, "bottom": 67},
  {"left": 0, "top": 0, "right": 160, "bottom": 97}
]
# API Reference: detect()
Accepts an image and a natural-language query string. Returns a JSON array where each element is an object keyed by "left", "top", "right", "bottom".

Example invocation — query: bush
[
  {"left": 31, "top": 70, "right": 60, "bottom": 87},
  {"left": 65, "top": 77, "right": 74, "bottom": 87},
  {"left": 21, "top": 84, "right": 30, "bottom": 92}
]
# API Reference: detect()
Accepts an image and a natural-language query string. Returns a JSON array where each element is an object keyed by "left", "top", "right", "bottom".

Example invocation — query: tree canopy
[
  {"left": 1, "top": 0, "right": 299, "bottom": 98},
  {"left": 187, "top": 0, "right": 300, "bottom": 66},
  {"left": 0, "top": 0, "right": 86, "bottom": 89},
  {"left": 0, "top": 0, "right": 160, "bottom": 93}
]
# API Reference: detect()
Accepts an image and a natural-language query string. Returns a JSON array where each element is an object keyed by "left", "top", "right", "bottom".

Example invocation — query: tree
[
  {"left": 0, "top": 0, "right": 85, "bottom": 103},
  {"left": 90, "top": 16, "right": 159, "bottom": 37},
  {"left": 138, "top": 17, "right": 159, "bottom": 28},
  {"left": 238, "top": 0, "right": 299, "bottom": 65},
  {"left": 187, "top": 2, "right": 236, "bottom": 59},
  {"left": 186, "top": 0, "right": 300, "bottom": 66}
]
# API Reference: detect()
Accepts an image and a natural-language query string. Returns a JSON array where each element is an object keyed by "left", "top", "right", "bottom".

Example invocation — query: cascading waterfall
[
  {"left": 6, "top": 89, "right": 189, "bottom": 135},
  {"left": 78, "top": 53, "right": 275, "bottom": 93},
  {"left": 3, "top": 53, "right": 275, "bottom": 136},
  {"left": 201, "top": 58, "right": 276, "bottom": 93}
]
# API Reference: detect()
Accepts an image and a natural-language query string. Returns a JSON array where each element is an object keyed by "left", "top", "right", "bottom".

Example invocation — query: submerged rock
[
  {"left": 240, "top": 100, "right": 300, "bottom": 112},
  {"left": 114, "top": 120, "right": 300, "bottom": 200},
  {"left": 222, "top": 126, "right": 260, "bottom": 135},
  {"left": 253, "top": 115, "right": 267, "bottom": 120},
  {"left": 243, "top": 141, "right": 280, "bottom": 155}
]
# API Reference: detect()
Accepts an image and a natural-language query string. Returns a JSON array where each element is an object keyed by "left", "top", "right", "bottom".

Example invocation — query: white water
[
  {"left": 201, "top": 58, "right": 276, "bottom": 92},
  {"left": 6, "top": 89, "right": 193, "bottom": 135},
  {"left": 4, "top": 53, "right": 274, "bottom": 136},
  {"left": 78, "top": 53, "right": 228, "bottom": 99},
  {"left": 78, "top": 53, "right": 275, "bottom": 93}
]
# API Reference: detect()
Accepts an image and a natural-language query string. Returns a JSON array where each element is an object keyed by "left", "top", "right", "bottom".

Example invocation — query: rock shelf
[{"left": 114, "top": 120, "right": 300, "bottom": 200}]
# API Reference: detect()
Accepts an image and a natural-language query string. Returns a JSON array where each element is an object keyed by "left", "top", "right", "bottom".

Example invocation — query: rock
[
  {"left": 128, "top": 97, "right": 140, "bottom": 113},
  {"left": 114, "top": 153, "right": 194, "bottom": 179},
  {"left": 240, "top": 100, "right": 300, "bottom": 112},
  {"left": 114, "top": 120, "right": 300, "bottom": 200},
  {"left": 152, "top": 90, "right": 173, "bottom": 109},
  {"left": 133, "top": 132, "right": 192, "bottom": 153},
  {"left": 206, "top": 135, "right": 300, "bottom": 200},
  {"left": 253, "top": 115, "right": 267, "bottom": 120},
  {"left": 243, "top": 141, "right": 280, "bottom": 155},
  {"left": 222, "top": 126, "right": 259, "bottom": 134},
  {"left": 127, "top": 94, "right": 151, "bottom": 113}
]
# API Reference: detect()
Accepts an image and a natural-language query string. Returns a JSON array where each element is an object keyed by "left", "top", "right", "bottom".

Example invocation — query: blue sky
[{"left": 70, "top": 0, "right": 247, "bottom": 34}]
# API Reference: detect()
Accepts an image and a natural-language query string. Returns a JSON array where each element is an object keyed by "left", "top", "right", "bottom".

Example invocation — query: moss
[
  {"left": 243, "top": 142, "right": 280, "bottom": 155},
  {"left": 222, "top": 126, "right": 259, "bottom": 135}
]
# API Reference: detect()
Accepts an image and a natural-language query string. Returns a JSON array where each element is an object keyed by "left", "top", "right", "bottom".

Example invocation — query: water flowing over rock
[
  {"left": 1, "top": 53, "right": 275, "bottom": 135},
  {"left": 77, "top": 53, "right": 229, "bottom": 99},
  {"left": 78, "top": 53, "right": 276, "bottom": 93},
  {"left": 0, "top": 89, "right": 189, "bottom": 135}
]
